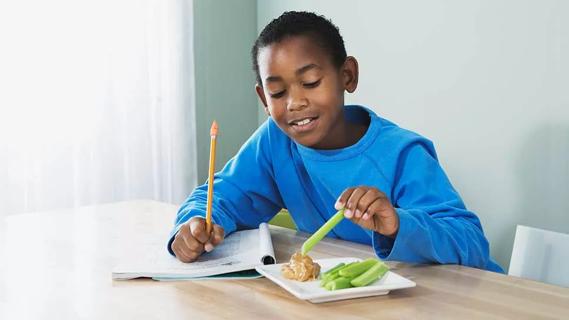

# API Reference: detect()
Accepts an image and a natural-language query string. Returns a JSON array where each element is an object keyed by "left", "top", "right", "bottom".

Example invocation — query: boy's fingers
[
  {"left": 176, "top": 239, "right": 202, "bottom": 263},
  {"left": 182, "top": 232, "right": 204, "bottom": 252},
  {"left": 187, "top": 250, "right": 202, "bottom": 262},
  {"left": 345, "top": 187, "right": 367, "bottom": 218},
  {"left": 365, "top": 198, "right": 399, "bottom": 235},
  {"left": 204, "top": 243, "right": 214, "bottom": 252},
  {"left": 211, "top": 225, "right": 225, "bottom": 245},
  {"left": 172, "top": 240, "right": 193, "bottom": 263},
  {"left": 205, "top": 225, "right": 225, "bottom": 252},
  {"left": 335, "top": 188, "right": 355, "bottom": 210},
  {"left": 189, "top": 217, "right": 210, "bottom": 244},
  {"left": 356, "top": 190, "right": 382, "bottom": 218},
  {"left": 362, "top": 199, "right": 382, "bottom": 221},
  {"left": 369, "top": 195, "right": 394, "bottom": 218},
  {"left": 175, "top": 225, "right": 204, "bottom": 253}
]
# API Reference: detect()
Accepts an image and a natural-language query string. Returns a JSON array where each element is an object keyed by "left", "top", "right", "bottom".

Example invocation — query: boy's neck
[
  {"left": 325, "top": 112, "right": 370, "bottom": 150},
  {"left": 345, "top": 118, "right": 370, "bottom": 147}
]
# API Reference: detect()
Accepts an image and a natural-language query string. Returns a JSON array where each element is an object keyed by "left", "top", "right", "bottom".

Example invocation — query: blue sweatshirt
[{"left": 168, "top": 105, "right": 503, "bottom": 272}]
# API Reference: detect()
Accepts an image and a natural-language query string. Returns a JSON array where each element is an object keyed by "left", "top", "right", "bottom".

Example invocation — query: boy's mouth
[
  {"left": 289, "top": 116, "right": 317, "bottom": 125},
  {"left": 289, "top": 116, "right": 318, "bottom": 133}
]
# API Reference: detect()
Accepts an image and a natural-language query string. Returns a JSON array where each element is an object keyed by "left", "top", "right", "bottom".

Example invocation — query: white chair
[{"left": 509, "top": 225, "right": 569, "bottom": 287}]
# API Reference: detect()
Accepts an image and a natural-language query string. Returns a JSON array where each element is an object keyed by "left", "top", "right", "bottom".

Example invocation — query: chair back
[{"left": 509, "top": 225, "right": 569, "bottom": 287}]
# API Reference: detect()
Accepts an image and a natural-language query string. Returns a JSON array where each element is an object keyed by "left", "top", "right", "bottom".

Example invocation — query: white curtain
[{"left": 0, "top": 0, "right": 197, "bottom": 216}]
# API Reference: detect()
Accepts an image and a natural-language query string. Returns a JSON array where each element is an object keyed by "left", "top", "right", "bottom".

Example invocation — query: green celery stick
[
  {"left": 350, "top": 261, "right": 389, "bottom": 287},
  {"left": 322, "top": 262, "right": 346, "bottom": 276},
  {"left": 322, "top": 271, "right": 341, "bottom": 283},
  {"left": 321, "top": 261, "right": 362, "bottom": 287},
  {"left": 325, "top": 277, "right": 353, "bottom": 291},
  {"left": 321, "top": 268, "right": 346, "bottom": 287},
  {"left": 320, "top": 276, "right": 336, "bottom": 287},
  {"left": 301, "top": 209, "right": 345, "bottom": 255},
  {"left": 338, "top": 258, "right": 379, "bottom": 278},
  {"left": 322, "top": 262, "right": 358, "bottom": 281}
]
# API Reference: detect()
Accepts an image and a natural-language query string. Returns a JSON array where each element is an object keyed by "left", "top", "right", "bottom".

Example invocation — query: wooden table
[{"left": 1, "top": 200, "right": 568, "bottom": 319}]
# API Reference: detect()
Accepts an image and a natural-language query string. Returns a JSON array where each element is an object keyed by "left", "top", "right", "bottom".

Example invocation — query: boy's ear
[
  {"left": 342, "top": 56, "right": 359, "bottom": 93},
  {"left": 255, "top": 84, "right": 271, "bottom": 117}
]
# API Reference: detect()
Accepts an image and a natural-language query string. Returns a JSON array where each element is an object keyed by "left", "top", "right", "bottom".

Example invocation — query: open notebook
[{"left": 112, "top": 223, "right": 275, "bottom": 280}]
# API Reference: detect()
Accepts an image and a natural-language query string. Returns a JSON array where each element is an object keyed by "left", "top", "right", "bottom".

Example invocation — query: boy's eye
[
  {"left": 303, "top": 79, "right": 321, "bottom": 88},
  {"left": 270, "top": 91, "right": 285, "bottom": 99}
]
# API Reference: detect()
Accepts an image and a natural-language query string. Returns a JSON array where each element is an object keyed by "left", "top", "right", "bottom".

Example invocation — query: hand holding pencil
[
  {"left": 171, "top": 121, "right": 226, "bottom": 263},
  {"left": 171, "top": 217, "right": 225, "bottom": 263}
]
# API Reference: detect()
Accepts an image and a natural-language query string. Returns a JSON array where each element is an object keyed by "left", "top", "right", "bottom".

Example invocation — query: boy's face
[{"left": 255, "top": 35, "right": 358, "bottom": 149}]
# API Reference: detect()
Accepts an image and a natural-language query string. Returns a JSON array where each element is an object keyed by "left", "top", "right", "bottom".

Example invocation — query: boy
[{"left": 168, "top": 11, "right": 503, "bottom": 272}]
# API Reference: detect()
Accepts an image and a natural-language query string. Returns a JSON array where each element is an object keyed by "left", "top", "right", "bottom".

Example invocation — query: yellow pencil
[{"left": 206, "top": 120, "right": 218, "bottom": 235}]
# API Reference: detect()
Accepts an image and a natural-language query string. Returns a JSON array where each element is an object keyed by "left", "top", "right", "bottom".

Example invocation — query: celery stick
[
  {"left": 338, "top": 258, "right": 379, "bottom": 278},
  {"left": 320, "top": 261, "right": 361, "bottom": 287},
  {"left": 322, "top": 271, "right": 340, "bottom": 282},
  {"left": 322, "top": 262, "right": 345, "bottom": 276},
  {"left": 301, "top": 210, "right": 345, "bottom": 255},
  {"left": 350, "top": 261, "right": 389, "bottom": 287},
  {"left": 321, "top": 273, "right": 340, "bottom": 287},
  {"left": 322, "top": 262, "right": 356, "bottom": 281},
  {"left": 325, "top": 277, "right": 353, "bottom": 291},
  {"left": 320, "top": 277, "right": 332, "bottom": 287}
]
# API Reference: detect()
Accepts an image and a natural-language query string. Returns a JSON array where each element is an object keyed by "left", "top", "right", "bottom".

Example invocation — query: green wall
[{"left": 193, "top": 0, "right": 259, "bottom": 184}]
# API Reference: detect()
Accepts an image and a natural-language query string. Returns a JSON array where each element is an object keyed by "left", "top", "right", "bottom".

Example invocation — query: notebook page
[{"left": 113, "top": 223, "right": 273, "bottom": 280}]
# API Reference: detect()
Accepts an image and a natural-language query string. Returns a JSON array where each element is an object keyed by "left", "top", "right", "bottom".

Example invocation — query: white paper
[{"left": 112, "top": 223, "right": 275, "bottom": 280}]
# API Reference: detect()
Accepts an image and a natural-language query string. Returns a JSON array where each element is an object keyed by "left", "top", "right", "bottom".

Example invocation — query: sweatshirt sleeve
[
  {"left": 167, "top": 122, "right": 284, "bottom": 256},
  {"left": 371, "top": 139, "right": 494, "bottom": 270}
]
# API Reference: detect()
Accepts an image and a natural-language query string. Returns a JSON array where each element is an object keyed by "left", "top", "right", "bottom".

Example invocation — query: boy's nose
[
  {"left": 287, "top": 88, "right": 308, "bottom": 111},
  {"left": 287, "top": 98, "right": 308, "bottom": 112}
]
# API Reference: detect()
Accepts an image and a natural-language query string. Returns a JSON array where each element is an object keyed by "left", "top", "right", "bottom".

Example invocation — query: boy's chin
[
  {"left": 282, "top": 125, "right": 326, "bottom": 148},
  {"left": 290, "top": 134, "right": 323, "bottom": 149}
]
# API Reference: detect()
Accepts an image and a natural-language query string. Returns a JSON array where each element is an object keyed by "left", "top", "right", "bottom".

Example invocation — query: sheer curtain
[{"left": 0, "top": 0, "right": 197, "bottom": 216}]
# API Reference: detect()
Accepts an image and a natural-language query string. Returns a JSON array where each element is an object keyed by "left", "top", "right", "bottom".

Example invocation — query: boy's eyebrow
[
  {"left": 296, "top": 63, "right": 321, "bottom": 75},
  {"left": 264, "top": 64, "right": 322, "bottom": 83}
]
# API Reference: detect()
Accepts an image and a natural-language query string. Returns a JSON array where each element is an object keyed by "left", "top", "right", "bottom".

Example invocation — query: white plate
[{"left": 255, "top": 257, "right": 416, "bottom": 303}]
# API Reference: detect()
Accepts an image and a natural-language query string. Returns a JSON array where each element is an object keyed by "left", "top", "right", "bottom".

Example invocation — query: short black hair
[{"left": 251, "top": 11, "right": 347, "bottom": 85}]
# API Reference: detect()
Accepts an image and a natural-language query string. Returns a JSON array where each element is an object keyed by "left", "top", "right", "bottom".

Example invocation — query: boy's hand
[
  {"left": 171, "top": 216, "right": 225, "bottom": 263},
  {"left": 335, "top": 186, "right": 399, "bottom": 238}
]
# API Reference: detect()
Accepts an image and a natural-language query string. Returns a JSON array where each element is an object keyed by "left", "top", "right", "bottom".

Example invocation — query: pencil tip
[{"left": 210, "top": 120, "right": 218, "bottom": 136}]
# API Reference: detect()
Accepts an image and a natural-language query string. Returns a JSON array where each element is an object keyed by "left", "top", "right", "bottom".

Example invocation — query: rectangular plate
[{"left": 256, "top": 257, "right": 416, "bottom": 303}]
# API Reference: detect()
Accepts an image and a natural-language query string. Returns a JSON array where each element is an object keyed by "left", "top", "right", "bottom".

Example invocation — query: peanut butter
[{"left": 281, "top": 252, "right": 320, "bottom": 281}]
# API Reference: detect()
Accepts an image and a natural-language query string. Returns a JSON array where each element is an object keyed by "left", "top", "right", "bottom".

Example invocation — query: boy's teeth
[{"left": 296, "top": 118, "right": 312, "bottom": 125}]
